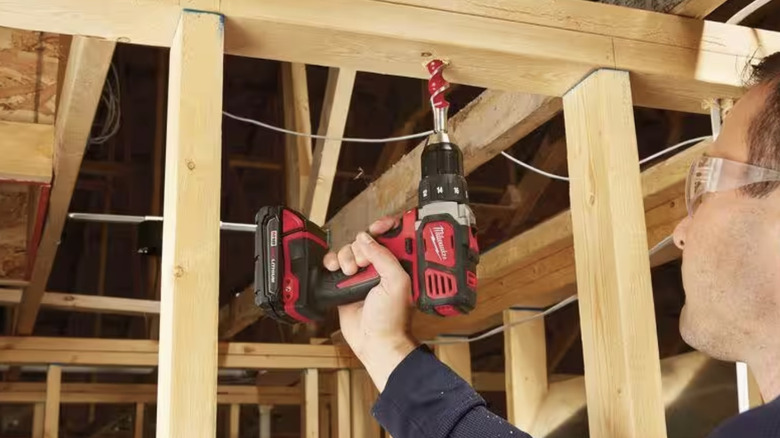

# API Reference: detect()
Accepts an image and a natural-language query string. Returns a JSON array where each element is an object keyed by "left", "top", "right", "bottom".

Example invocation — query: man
[{"left": 323, "top": 55, "right": 780, "bottom": 437}]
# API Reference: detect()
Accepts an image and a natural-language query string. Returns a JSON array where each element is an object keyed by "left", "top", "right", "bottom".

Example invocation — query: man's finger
[
  {"left": 356, "top": 232, "right": 407, "bottom": 284},
  {"left": 337, "top": 245, "right": 359, "bottom": 276},
  {"left": 351, "top": 241, "right": 370, "bottom": 267},
  {"left": 323, "top": 252, "right": 340, "bottom": 271},
  {"left": 368, "top": 216, "right": 399, "bottom": 236}
]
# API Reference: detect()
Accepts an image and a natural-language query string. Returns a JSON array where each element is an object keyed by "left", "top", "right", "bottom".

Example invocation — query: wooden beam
[
  {"left": 0, "top": 383, "right": 303, "bottom": 405},
  {"left": 303, "top": 369, "right": 319, "bottom": 438},
  {"left": 15, "top": 36, "right": 116, "bottom": 334},
  {"left": 332, "top": 369, "right": 350, "bottom": 438},
  {"left": 670, "top": 0, "right": 729, "bottom": 18},
  {"left": 218, "top": 285, "right": 261, "bottom": 339},
  {"left": 0, "top": 289, "right": 160, "bottom": 316},
  {"left": 412, "top": 139, "right": 707, "bottom": 339},
  {"left": 134, "top": 403, "right": 144, "bottom": 438},
  {"left": 563, "top": 69, "right": 664, "bottom": 437},
  {"left": 32, "top": 403, "right": 44, "bottom": 438},
  {"left": 504, "top": 309, "right": 547, "bottom": 430},
  {"left": 1, "top": 0, "right": 775, "bottom": 112},
  {"left": 156, "top": 10, "right": 223, "bottom": 438},
  {"left": 303, "top": 68, "right": 356, "bottom": 225},
  {"left": 507, "top": 134, "right": 567, "bottom": 229},
  {"left": 328, "top": 91, "right": 561, "bottom": 247},
  {"left": 281, "top": 62, "right": 313, "bottom": 212},
  {"left": 259, "top": 405, "right": 272, "bottom": 437},
  {"left": 0, "top": 336, "right": 359, "bottom": 369},
  {"left": 229, "top": 404, "right": 240, "bottom": 438},
  {"left": 44, "top": 365, "right": 61, "bottom": 438},
  {"left": 0, "top": 121, "right": 53, "bottom": 183},
  {"left": 434, "top": 339, "right": 472, "bottom": 384},
  {"left": 351, "top": 369, "right": 380, "bottom": 438}
]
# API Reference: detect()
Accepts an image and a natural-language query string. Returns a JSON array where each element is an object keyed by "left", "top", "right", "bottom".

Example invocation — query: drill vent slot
[{"left": 425, "top": 270, "right": 457, "bottom": 299}]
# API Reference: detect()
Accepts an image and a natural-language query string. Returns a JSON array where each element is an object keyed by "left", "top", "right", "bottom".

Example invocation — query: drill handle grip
[{"left": 314, "top": 265, "right": 380, "bottom": 309}]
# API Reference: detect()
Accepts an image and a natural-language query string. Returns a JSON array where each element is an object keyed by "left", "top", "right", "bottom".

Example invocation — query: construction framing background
[{"left": 0, "top": 0, "right": 774, "bottom": 436}]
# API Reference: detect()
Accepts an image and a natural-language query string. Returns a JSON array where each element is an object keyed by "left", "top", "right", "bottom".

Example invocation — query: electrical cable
[
  {"left": 500, "top": 135, "right": 711, "bottom": 183},
  {"left": 637, "top": 136, "right": 712, "bottom": 166},
  {"left": 500, "top": 151, "right": 570, "bottom": 182},
  {"left": 223, "top": 111, "right": 435, "bottom": 144},
  {"left": 727, "top": 0, "right": 774, "bottom": 24},
  {"left": 424, "top": 232, "right": 676, "bottom": 345},
  {"left": 89, "top": 63, "right": 122, "bottom": 145}
]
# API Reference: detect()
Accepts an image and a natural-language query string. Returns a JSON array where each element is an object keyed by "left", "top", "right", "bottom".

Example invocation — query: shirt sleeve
[{"left": 371, "top": 345, "right": 532, "bottom": 438}]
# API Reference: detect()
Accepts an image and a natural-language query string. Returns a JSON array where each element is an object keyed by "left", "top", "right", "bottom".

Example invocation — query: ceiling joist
[{"left": 0, "top": 0, "right": 776, "bottom": 113}]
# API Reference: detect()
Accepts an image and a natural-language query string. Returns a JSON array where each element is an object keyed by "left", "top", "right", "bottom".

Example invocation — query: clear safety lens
[{"left": 685, "top": 156, "right": 780, "bottom": 216}]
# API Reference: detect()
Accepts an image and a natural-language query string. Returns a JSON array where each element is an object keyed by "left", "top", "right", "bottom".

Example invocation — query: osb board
[
  {"left": 0, "top": 27, "right": 60, "bottom": 124},
  {"left": 0, "top": 184, "right": 28, "bottom": 280}
]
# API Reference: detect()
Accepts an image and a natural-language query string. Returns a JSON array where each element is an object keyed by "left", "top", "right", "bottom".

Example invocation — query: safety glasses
[{"left": 686, "top": 156, "right": 780, "bottom": 216}]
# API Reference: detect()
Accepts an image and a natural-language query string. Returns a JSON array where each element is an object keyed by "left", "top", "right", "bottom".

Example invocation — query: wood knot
[
  {"left": 63, "top": 295, "right": 75, "bottom": 302},
  {"left": 185, "top": 159, "right": 196, "bottom": 170},
  {"left": 174, "top": 265, "right": 185, "bottom": 278},
  {"left": 587, "top": 192, "right": 595, "bottom": 206}
]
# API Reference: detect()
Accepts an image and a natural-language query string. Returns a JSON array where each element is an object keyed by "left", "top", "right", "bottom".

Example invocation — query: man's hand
[{"left": 323, "top": 217, "right": 417, "bottom": 392}]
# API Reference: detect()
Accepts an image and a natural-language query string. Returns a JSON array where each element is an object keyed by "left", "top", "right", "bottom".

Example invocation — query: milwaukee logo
[{"left": 429, "top": 225, "right": 449, "bottom": 261}]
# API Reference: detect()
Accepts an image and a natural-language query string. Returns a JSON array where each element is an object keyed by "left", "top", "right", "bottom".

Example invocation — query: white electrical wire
[
  {"left": 727, "top": 0, "right": 774, "bottom": 24},
  {"left": 638, "top": 136, "right": 712, "bottom": 165},
  {"left": 90, "top": 63, "right": 122, "bottom": 145},
  {"left": 223, "top": 111, "right": 435, "bottom": 144},
  {"left": 500, "top": 151, "right": 570, "bottom": 182},
  {"left": 424, "top": 233, "right": 677, "bottom": 345},
  {"left": 500, "top": 135, "right": 711, "bottom": 182}
]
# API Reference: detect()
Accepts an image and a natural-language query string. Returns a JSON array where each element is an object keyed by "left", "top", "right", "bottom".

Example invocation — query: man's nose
[{"left": 673, "top": 216, "right": 690, "bottom": 250}]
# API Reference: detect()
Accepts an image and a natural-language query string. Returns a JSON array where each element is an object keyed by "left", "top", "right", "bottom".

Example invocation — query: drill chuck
[{"left": 418, "top": 132, "right": 469, "bottom": 207}]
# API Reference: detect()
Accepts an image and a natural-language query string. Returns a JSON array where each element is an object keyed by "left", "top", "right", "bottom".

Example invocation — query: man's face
[{"left": 673, "top": 85, "right": 780, "bottom": 361}]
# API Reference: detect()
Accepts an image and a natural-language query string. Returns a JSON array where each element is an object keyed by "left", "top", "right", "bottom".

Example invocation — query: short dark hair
[{"left": 745, "top": 53, "right": 780, "bottom": 197}]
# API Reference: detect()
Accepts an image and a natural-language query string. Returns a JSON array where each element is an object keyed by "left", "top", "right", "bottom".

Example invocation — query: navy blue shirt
[{"left": 372, "top": 346, "right": 780, "bottom": 438}]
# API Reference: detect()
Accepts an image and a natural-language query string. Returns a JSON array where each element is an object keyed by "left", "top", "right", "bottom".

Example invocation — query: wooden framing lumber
[
  {"left": 1, "top": 0, "right": 774, "bottom": 113},
  {"left": 411, "top": 139, "right": 707, "bottom": 339},
  {"left": 229, "top": 404, "right": 240, "bottom": 438},
  {"left": 332, "top": 369, "right": 351, "bottom": 438},
  {"left": 33, "top": 402, "right": 44, "bottom": 438},
  {"left": 563, "top": 69, "right": 664, "bottom": 437},
  {"left": 504, "top": 309, "right": 547, "bottom": 430},
  {"left": 0, "top": 383, "right": 304, "bottom": 405},
  {"left": 350, "top": 369, "right": 380, "bottom": 438},
  {"left": 15, "top": 36, "right": 116, "bottom": 335},
  {"left": 0, "top": 336, "right": 359, "bottom": 369},
  {"left": 259, "top": 405, "right": 273, "bottom": 437},
  {"left": 281, "top": 62, "right": 313, "bottom": 212},
  {"left": 303, "top": 369, "right": 319, "bottom": 438},
  {"left": 156, "top": 10, "right": 224, "bottom": 438},
  {"left": 134, "top": 403, "right": 144, "bottom": 438},
  {"left": 434, "top": 339, "right": 472, "bottom": 384},
  {"left": 44, "top": 365, "right": 61, "bottom": 438},
  {"left": 0, "top": 289, "right": 160, "bottom": 316},
  {"left": 218, "top": 285, "right": 261, "bottom": 339},
  {"left": 507, "top": 135, "right": 567, "bottom": 229},
  {"left": 0, "top": 121, "right": 53, "bottom": 183},
  {"left": 303, "top": 68, "right": 356, "bottom": 225}
]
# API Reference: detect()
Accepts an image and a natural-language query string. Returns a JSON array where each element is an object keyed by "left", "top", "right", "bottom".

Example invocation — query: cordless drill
[{"left": 253, "top": 60, "right": 479, "bottom": 324}]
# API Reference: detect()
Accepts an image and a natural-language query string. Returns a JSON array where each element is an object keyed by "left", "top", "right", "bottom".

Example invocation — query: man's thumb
[{"left": 357, "top": 232, "right": 405, "bottom": 281}]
